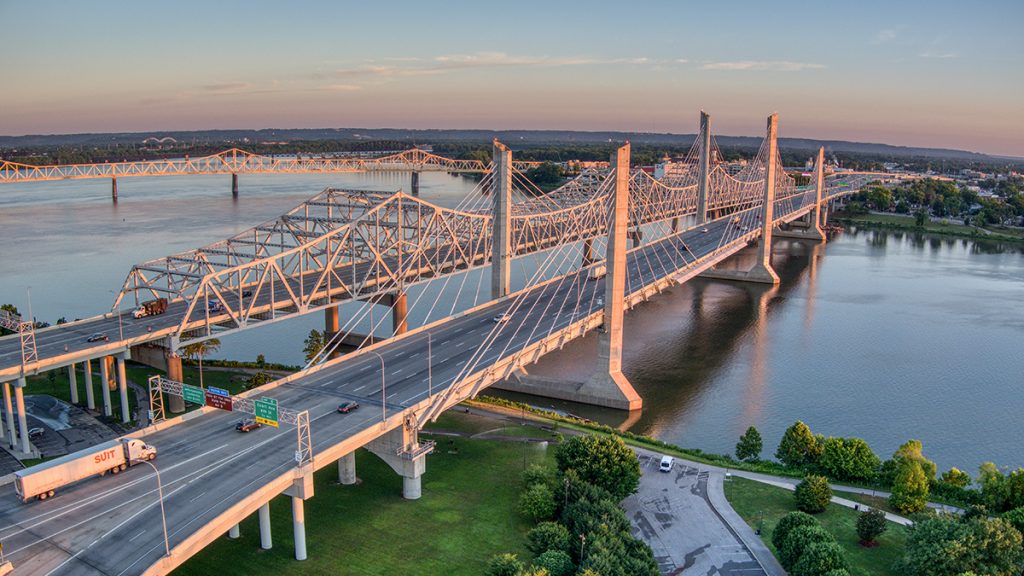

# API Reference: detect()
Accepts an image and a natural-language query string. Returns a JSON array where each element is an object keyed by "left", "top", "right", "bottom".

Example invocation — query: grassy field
[
  {"left": 25, "top": 366, "right": 137, "bottom": 424},
  {"left": 174, "top": 427, "right": 551, "bottom": 576},
  {"left": 839, "top": 213, "right": 1024, "bottom": 243},
  {"left": 724, "top": 477, "right": 908, "bottom": 576}
]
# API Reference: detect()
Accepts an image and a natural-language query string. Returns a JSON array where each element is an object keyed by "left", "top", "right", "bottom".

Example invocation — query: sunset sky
[{"left": 2, "top": 0, "right": 1021, "bottom": 156}]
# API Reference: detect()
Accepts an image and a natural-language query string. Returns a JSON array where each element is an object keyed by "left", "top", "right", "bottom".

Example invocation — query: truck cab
[{"left": 124, "top": 438, "right": 157, "bottom": 462}]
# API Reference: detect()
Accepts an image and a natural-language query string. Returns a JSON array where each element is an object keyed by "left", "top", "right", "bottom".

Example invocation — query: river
[{"left": 2, "top": 174, "right": 1022, "bottom": 474}]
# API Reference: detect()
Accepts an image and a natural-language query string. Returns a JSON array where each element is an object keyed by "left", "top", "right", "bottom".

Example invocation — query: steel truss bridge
[{"left": 0, "top": 113, "right": 898, "bottom": 576}]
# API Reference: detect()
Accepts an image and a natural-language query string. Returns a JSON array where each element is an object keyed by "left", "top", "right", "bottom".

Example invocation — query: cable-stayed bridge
[{"left": 0, "top": 113, "right": 899, "bottom": 575}]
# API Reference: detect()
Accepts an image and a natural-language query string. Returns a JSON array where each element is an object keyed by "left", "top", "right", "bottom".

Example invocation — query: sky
[{"left": 1, "top": 0, "right": 1022, "bottom": 156}]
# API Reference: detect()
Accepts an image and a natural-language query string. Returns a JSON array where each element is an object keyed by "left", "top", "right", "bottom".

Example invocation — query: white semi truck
[{"left": 14, "top": 438, "right": 157, "bottom": 502}]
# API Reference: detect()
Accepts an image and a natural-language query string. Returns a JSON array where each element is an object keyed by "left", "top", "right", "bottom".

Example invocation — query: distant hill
[{"left": 0, "top": 127, "right": 1004, "bottom": 162}]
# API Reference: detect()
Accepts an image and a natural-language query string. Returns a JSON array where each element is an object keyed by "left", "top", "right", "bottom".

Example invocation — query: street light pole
[
  {"left": 369, "top": 351, "right": 386, "bottom": 422},
  {"left": 133, "top": 458, "right": 170, "bottom": 557},
  {"left": 427, "top": 332, "right": 432, "bottom": 398}
]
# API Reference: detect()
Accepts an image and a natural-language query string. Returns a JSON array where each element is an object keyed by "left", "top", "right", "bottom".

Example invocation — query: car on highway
[
  {"left": 337, "top": 401, "right": 359, "bottom": 414},
  {"left": 492, "top": 313, "right": 512, "bottom": 323},
  {"left": 28, "top": 427, "right": 45, "bottom": 439},
  {"left": 207, "top": 301, "right": 224, "bottom": 313},
  {"left": 242, "top": 290, "right": 253, "bottom": 298},
  {"left": 86, "top": 333, "right": 109, "bottom": 342},
  {"left": 701, "top": 227, "right": 708, "bottom": 233},
  {"left": 235, "top": 419, "right": 261, "bottom": 432}
]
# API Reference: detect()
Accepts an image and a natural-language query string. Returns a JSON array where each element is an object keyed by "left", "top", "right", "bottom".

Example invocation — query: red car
[{"left": 338, "top": 401, "right": 359, "bottom": 414}]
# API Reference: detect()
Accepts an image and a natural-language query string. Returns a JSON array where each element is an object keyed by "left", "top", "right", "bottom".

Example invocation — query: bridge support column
[
  {"left": 228, "top": 524, "right": 240, "bottom": 539},
  {"left": 15, "top": 378, "right": 30, "bottom": 455},
  {"left": 100, "top": 356, "right": 113, "bottom": 417},
  {"left": 392, "top": 291, "right": 408, "bottom": 336},
  {"left": 491, "top": 140, "right": 512, "bottom": 300},
  {"left": 325, "top": 303, "right": 340, "bottom": 359},
  {"left": 167, "top": 350, "right": 185, "bottom": 413},
  {"left": 231, "top": 173, "right": 239, "bottom": 198},
  {"left": 776, "top": 147, "right": 825, "bottom": 241},
  {"left": 84, "top": 359, "right": 96, "bottom": 410},
  {"left": 292, "top": 496, "right": 307, "bottom": 561},
  {"left": 2, "top": 382, "right": 13, "bottom": 447},
  {"left": 820, "top": 203, "right": 829, "bottom": 227},
  {"left": 338, "top": 452, "right": 357, "bottom": 485},
  {"left": 410, "top": 171, "right": 420, "bottom": 196},
  {"left": 258, "top": 502, "right": 272, "bottom": 550},
  {"left": 116, "top": 353, "right": 130, "bottom": 423},
  {"left": 697, "top": 110, "right": 711, "bottom": 225},
  {"left": 111, "top": 177, "right": 118, "bottom": 203},
  {"left": 68, "top": 363, "right": 79, "bottom": 404},
  {"left": 366, "top": 419, "right": 429, "bottom": 500}
]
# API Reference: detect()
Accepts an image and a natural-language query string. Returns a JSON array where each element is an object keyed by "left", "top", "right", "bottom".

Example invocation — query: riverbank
[{"left": 835, "top": 212, "right": 1024, "bottom": 244}]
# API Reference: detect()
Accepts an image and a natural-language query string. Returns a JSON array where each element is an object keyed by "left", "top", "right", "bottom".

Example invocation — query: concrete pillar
[
  {"left": 0, "top": 384, "right": 4, "bottom": 442},
  {"left": 410, "top": 171, "right": 420, "bottom": 195},
  {"left": 231, "top": 173, "right": 239, "bottom": 198},
  {"left": 116, "top": 354, "right": 130, "bottom": 423},
  {"left": 697, "top": 111, "right": 711, "bottom": 225},
  {"left": 392, "top": 292, "right": 408, "bottom": 336},
  {"left": 167, "top": 351, "right": 185, "bottom": 413},
  {"left": 491, "top": 140, "right": 512, "bottom": 300},
  {"left": 403, "top": 476, "right": 422, "bottom": 500},
  {"left": 68, "top": 363, "right": 79, "bottom": 404},
  {"left": 747, "top": 114, "right": 781, "bottom": 285},
  {"left": 111, "top": 177, "right": 118, "bottom": 203},
  {"left": 821, "top": 201, "right": 829, "bottom": 227},
  {"left": 366, "top": 423, "right": 428, "bottom": 499},
  {"left": 585, "top": 144, "right": 642, "bottom": 411},
  {"left": 292, "top": 496, "right": 307, "bottom": 561},
  {"left": 581, "top": 238, "right": 595, "bottom": 266},
  {"left": 100, "top": 356, "right": 113, "bottom": 417},
  {"left": 670, "top": 217, "right": 679, "bottom": 233},
  {"left": 338, "top": 452, "right": 357, "bottom": 485},
  {"left": 84, "top": 358, "right": 96, "bottom": 410},
  {"left": 258, "top": 502, "right": 272, "bottom": 550},
  {"left": 15, "top": 379, "right": 30, "bottom": 455},
  {"left": 3, "top": 383, "right": 14, "bottom": 448},
  {"left": 228, "top": 524, "right": 240, "bottom": 539},
  {"left": 813, "top": 147, "right": 825, "bottom": 235},
  {"left": 325, "top": 304, "right": 340, "bottom": 360}
]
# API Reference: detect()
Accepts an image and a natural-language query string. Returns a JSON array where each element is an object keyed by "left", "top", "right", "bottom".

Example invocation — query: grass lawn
[
  {"left": 174, "top": 426, "right": 551, "bottom": 576},
  {"left": 724, "top": 477, "right": 908, "bottom": 576},
  {"left": 25, "top": 367, "right": 137, "bottom": 425}
]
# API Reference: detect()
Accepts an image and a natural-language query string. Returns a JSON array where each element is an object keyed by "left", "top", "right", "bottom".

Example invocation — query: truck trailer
[
  {"left": 14, "top": 438, "right": 157, "bottom": 502},
  {"left": 132, "top": 298, "right": 168, "bottom": 319}
]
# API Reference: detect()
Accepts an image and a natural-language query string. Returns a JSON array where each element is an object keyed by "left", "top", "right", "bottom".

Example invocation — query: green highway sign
[
  {"left": 182, "top": 384, "right": 205, "bottom": 405},
  {"left": 254, "top": 397, "right": 279, "bottom": 428}
]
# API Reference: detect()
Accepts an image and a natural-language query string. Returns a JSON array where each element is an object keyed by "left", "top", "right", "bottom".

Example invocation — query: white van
[{"left": 659, "top": 455, "right": 674, "bottom": 472}]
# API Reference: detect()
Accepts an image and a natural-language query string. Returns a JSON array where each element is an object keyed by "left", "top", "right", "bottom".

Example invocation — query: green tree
[
  {"left": 818, "top": 437, "right": 879, "bottom": 482},
  {"left": 303, "top": 329, "right": 326, "bottom": 363},
  {"left": 735, "top": 426, "right": 763, "bottom": 461},
  {"left": 978, "top": 462, "right": 1009, "bottom": 512},
  {"left": 519, "top": 483, "right": 557, "bottom": 522},
  {"left": 795, "top": 475, "right": 833, "bottom": 514},
  {"left": 898, "top": 515, "right": 1024, "bottom": 576},
  {"left": 821, "top": 571, "right": 851, "bottom": 576},
  {"left": 776, "top": 421, "right": 820, "bottom": 468},
  {"left": 779, "top": 524, "right": 834, "bottom": 569},
  {"left": 792, "top": 541, "right": 848, "bottom": 576},
  {"left": 892, "top": 439, "right": 936, "bottom": 481},
  {"left": 180, "top": 338, "right": 221, "bottom": 389},
  {"left": 1002, "top": 507, "right": 1024, "bottom": 537},
  {"left": 914, "top": 209, "right": 928, "bottom": 227},
  {"left": 245, "top": 371, "right": 274, "bottom": 390},
  {"left": 856, "top": 508, "right": 888, "bottom": 545},
  {"left": 890, "top": 459, "right": 929, "bottom": 514},
  {"left": 485, "top": 553, "right": 524, "bottom": 576},
  {"left": 555, "top": 435, "right": 640, "bottom": 500},
  {"left": 532, "top": 550, "right": 574, "bottom": 576},
  {"left": 1007, "top": 468, "right": 1024, "bottom": 510},
  {"left": 772, "top": 511, "right": 819, "bottom": 551},
  {"left": 523, "top": 463, "right": 554, "bottom": 488},
  {"left": 940, "top": 467, "right": 972, "bottom": 488},
  {"left": 527, "top": 522, "right": 571, "bottom": 555},
  {"left": 519, "top": 568, "right": 550, "bottom": 576}
]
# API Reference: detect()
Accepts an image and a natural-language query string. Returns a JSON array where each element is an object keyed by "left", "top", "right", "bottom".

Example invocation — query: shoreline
[{"left": 834, "top": 213, "right": 1024, "bottom": 245}]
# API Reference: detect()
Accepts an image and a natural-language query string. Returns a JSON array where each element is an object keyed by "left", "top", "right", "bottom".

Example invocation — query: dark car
[
  {"left": 242, "top": 290, "right": 253, "bottom": 298},
  {"left": 86, "top": 333, "right": 109, "bottom": 342},
  {"left": 235, "top": 418, "right": 261, "bottom": 432},
  {"left": 337, "top": 401, "right": 360, "bottom": 414}
]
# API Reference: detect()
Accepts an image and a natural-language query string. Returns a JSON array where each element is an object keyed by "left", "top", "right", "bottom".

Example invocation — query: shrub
[
  {"left": 791, "top": 541, "right": 848, "bottom": 576},
  {"left": 1001, "top": 507, "right": 1024, "bottom": 537},
  {"left": 486, "top": 553, "right": 524, "bottom": 576},
  {"left": 555, "top": 435, "right": 640, "bottom": 500},
  {"left": 795, "top": 475, "right": 833, "bottom": 513},
  {"left": 771, "top": 511, "right": 819, "bottom": 551},
  {"left": 776, "top": 421, "right": 819, "bottom": 468},
  {"left": 523, "top": 463, "right": 554, "bottom": 488},
  {"left": 527, "top": 522, "right": 571, "bottom": 555},
  {"left": 779, "top": 524, "right": 834, "bottom": 569},
  {"left": 533, "top": 550, "right": 574, "bottom": 576},
  {"left": 818, "top": 437, "right": 880, "bottom": 482},
  {"left": 940, "top": 467, "right": 971, "bottom": 488},
  {"left": 735, "top": 426, "right": 763, "bottom": 461},
  {"left": 855, "top": 508, "right": 888, "bottom": 544},
  {"left": 821, "top": 571, "right": 851, "bottom": 576},
  {"left": 519, "top": 482, "right": 557, "bottom": 522}
]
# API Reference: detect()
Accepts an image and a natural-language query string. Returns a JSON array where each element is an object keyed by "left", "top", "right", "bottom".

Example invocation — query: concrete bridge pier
[
  {"left": 325, "top": 303, "right": 341, "bottom": 359},
  {"left": 392, "top": 292, "right": 408, "bottom": 336},
  {"left": 258, "top": 502, "right": 272, "bottom": 550},
  {"left": 410, "top": 171, "right": 420, "bottom": 195},
  {"left": 228, "top": 524, "right": 240, "bottom": 539},
  {"left": 84, "top": 358, "right": 96, "bottom": 410},
  {"left": 292, "top": 497, "right": 307, "bottom": 560},
  {"left": 366, "top": 421, "right": 428, "bottom": 500},
  {"left": 111, "top": 177, "right": 118, "bottom": 203},
  {"left": 582, "top": 238, "right": 595, "bottom": 266},
  {"left": 231, "top": 173, "right": 239, "bottom": 198},
  {"left": 68, "top": 363, "right": 79, "bottom": 404},
  {"left": 100, "top": 356, "right": 113, "bottom": 417},
  {"left": 116, "top": 353, "right": 131, "bottom": 423},
  {"left": 14, "top": 378, "right": 30, "bottom": 454},
  {"left": 492, "top": 140, "right": 512, "bottom": 300},
  {"left": 3, "top": 382, "right": 15, "bottom": 449},
  {"left": 337, "top": 452, "right": 357, "bottom": 485}
]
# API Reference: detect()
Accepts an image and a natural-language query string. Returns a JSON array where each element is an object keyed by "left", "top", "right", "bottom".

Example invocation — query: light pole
[
  {"left": 579, "top": 534, "right": 586, "bottom": 564},
  {"left": 427, "top": 332, "right": 432, "bottom": 398},
  {"left": 369, "top": 351, "right": 386, "bottom": 422},
  {"left": 108, "top": 290, "right": 124, "bottom": 342},
  {"left": 132, "top": 458, "right": 170, "bottom": 557}
]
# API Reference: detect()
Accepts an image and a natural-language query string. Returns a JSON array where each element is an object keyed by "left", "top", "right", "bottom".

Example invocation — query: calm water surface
[{"left": 2, "top": 175, "right": 1022, "bottom": 473}]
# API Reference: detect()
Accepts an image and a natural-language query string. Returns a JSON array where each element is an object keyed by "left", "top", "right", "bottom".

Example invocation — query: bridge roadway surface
[{"left": 0, "top": 197, "right": 783, "bottom": 575}]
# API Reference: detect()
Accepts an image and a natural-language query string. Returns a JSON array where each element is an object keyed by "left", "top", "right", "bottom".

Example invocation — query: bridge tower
[
  {"left": 491, "top": 140, "right": 512, "bottom": 300},
  {"left": 697, "top": 110, "right": 711, "bottom": 225},
  {"left": 776, "top": 146, "right": 826, "bottom": 241}
]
